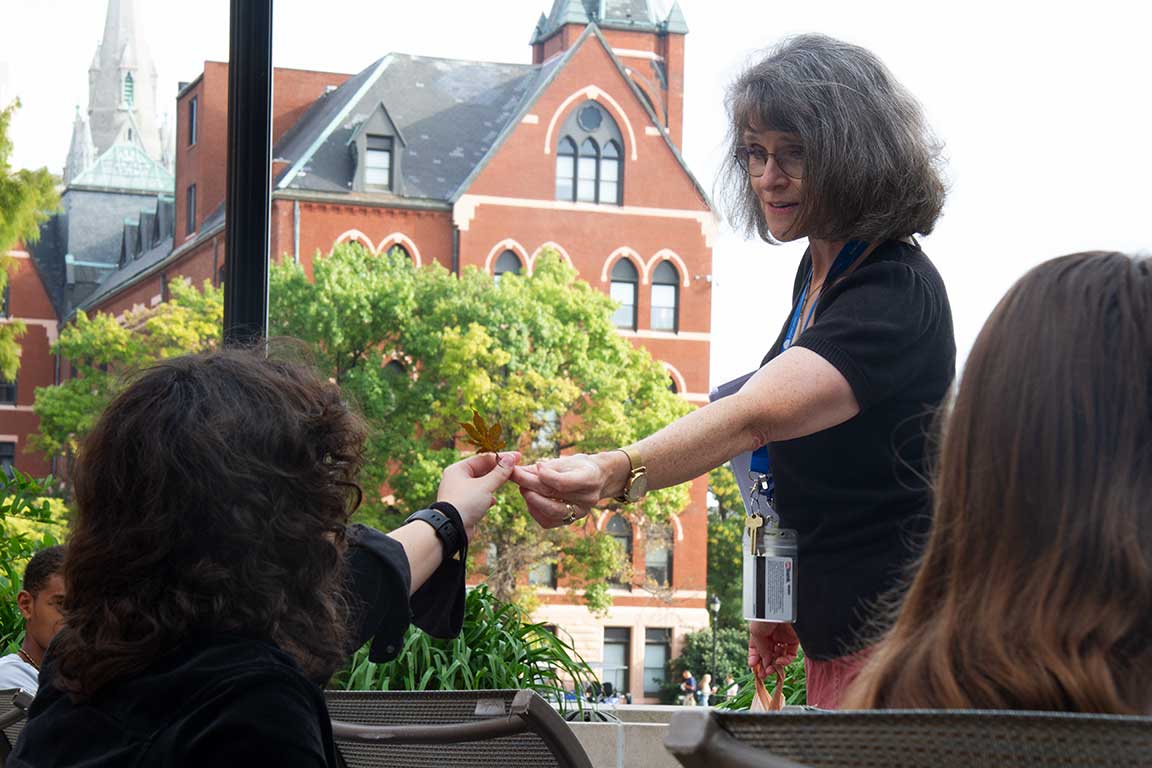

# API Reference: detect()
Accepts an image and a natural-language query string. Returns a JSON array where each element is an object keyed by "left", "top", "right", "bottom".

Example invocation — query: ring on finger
[{"left": 562, "top": 502, "right": 582, "bottom": 525}]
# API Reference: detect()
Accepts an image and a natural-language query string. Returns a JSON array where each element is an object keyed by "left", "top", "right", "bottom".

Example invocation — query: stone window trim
[
  {"left": 610, "top": 257, "right": 639, "bottom": 331},
  {"left": 554, "top": 101, "right": 624, "bottom": 206},
  {"left": 650, "top": 259, "right": 680, "bottom": 333}
]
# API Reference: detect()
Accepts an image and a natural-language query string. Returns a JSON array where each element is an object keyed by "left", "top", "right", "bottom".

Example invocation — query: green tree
[
  {"left": 270, "top": 244, "right": 693, "bottom": 612},
  {"left": 1, "top": 99, "right": 60, "bottom": 380},
  {"left": 0, "top": 470, "right": 67, "bottom": 652},
  {"left": 708, "top": 463, "right": 746, "bottom": 628},
  {"left": 31, "top": 279, "right": 223, "bottom": 490},
  {"left": 671, "top": 626, "right": 750, "bottom": 688}
]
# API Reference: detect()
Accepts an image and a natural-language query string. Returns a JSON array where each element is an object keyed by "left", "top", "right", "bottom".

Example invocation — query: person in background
[
  {"left": 724, "top": 674, "right": 739, "bottom": 701},
  {"left": 696, "top": 673, "right": 713, "bottom": 706},
  {"left": 680, "top": 669, "right": 697, "bottom": 706},
  {"left": 844, "top": 252, "right": 1152, "bottom": 714},
  {"left": 10, "top": 349, "right": 519, "bottom": 766},
  {"left": 0, "top": 546, "right": 65, "bottom": 693},
  {"left": 514, "top": 33, "right": 953, "bottom": 710}
]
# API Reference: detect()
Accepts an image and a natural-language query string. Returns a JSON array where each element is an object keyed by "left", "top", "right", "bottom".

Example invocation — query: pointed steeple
[
  {"left": 664, "top": 1, "right": 689, "bottom": 34},
  {"left": 87, "top": 0, "right": 163, "bottom": 164},
  {"left": 64, "top": 106, "right": 97, "bottom": 185}
]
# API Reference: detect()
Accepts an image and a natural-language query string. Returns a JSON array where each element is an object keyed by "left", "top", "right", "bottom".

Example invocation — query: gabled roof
[
  {"left": 532, "top": 0, "right": 686, "bottom": 42},
  {"left": 275, "top": 53, "right": 560, "bottom": 201},
  {"left": 69, "top": 141, "right": 174, "bottom": 194}
]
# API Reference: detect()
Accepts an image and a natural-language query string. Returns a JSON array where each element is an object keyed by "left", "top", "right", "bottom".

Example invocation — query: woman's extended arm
[{"left": 512, "top": 348, "right": 856, "bottom": 525}]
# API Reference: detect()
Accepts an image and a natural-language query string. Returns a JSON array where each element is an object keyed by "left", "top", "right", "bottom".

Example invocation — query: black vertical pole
[{"left": 223, "top": 0, "right": 273, "bottom": 346}]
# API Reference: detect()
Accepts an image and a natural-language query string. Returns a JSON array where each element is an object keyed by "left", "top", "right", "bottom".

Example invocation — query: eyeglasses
[{"left": 734, "top": 144, "right": 806, "bottom": 180}]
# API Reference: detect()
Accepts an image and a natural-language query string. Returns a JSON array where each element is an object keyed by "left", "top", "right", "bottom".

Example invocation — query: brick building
[{"left": 7, "top": 0, "right": 715, "bottom": 701}]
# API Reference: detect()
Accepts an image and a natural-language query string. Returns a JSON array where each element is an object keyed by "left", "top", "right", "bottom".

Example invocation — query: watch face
[{"left": 629, "top": 472, "right": 648, "bottom": 501}]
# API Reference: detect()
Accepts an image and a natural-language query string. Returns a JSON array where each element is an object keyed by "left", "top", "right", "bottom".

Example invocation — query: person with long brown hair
[
  {"left": 845, "top": 251, "right": 1152, "bottom": 713},
  {"left": 10, "top": 348, "right": 519, "bottom": 766}
]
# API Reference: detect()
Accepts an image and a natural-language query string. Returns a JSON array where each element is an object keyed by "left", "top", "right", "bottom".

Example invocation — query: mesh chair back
[
  {"left": 325, "top": 689, "right": 591, "bottom": 768},
  {"left": 0, "top": 688, "right": 34, "bottom": 766},
  {"left": 667, "top": 708, "right": 1152, "bottom": 768}
]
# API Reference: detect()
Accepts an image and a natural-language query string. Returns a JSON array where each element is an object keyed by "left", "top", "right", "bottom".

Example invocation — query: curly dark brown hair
[{"left": 52, "top": 348, "right": 367, "bottom": 697}]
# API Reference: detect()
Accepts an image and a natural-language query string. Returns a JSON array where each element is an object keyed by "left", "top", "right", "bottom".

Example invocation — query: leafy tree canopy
[
  {"left": 1, "top": 99, "right": 61, "bottom": 380},
  {"left": 708, "top": 463, "right": 747, "bottom": 628},
  {"left": 31, "top": 279, "right": 222, "bottom": 486},
  {"left": 270, "top": 244, "right": 693, "bottom": 612}
]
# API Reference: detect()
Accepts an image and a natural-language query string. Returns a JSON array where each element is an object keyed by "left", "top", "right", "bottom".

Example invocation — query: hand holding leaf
[{"left": 460, "top": 409, "right": 507, "bottom": 453}]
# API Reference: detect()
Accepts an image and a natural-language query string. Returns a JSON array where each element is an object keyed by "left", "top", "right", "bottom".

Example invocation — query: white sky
[{"left": 4, "top": 0, "right": 1150, "bottom": 387}]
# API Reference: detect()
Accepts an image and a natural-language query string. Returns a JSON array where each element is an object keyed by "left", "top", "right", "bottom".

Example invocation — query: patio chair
[
  {"left": 0, "top": 688, "right": 34, "bottom": 766},
  {"left": 325, "top": 688, "right": 593, "bottom": 768},
  {"left": 664, "top": 707, "right": 1152, "bottom": 768}
]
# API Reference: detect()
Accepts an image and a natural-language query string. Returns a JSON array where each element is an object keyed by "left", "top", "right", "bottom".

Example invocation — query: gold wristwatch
[{"left": 613, "top": 446, "right": 648, "bottom": 504}]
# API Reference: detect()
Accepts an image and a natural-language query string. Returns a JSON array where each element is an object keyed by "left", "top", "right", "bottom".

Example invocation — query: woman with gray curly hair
[{"left": 514, "top": 34, "right": 955, "bottom": 709}]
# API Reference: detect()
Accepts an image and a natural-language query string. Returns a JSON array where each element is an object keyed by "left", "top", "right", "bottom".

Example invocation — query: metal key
[{"left": 745, "top": 513, "right": 764, "bottom": 556}]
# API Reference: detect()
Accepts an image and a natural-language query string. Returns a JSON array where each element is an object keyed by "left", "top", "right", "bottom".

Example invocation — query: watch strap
[
  {"left": 613, "top": 446, "right": 646, "bottom": 503},
  {"left": 406, "top": 503, "right": 465, "bottom": 561}
]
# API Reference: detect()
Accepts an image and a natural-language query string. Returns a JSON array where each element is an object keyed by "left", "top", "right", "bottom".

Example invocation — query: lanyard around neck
[{"left": 782, "top": 240, "right": 869, "bottom": 350}]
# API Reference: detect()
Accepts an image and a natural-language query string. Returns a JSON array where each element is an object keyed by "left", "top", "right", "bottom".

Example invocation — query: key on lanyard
[{"left": 746, "top": 513, "right": 764, "bottom": 556}]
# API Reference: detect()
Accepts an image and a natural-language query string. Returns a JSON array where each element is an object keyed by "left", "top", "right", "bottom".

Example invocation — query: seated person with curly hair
[{"left": 10, "top": 349, "right": 519, "bottom": 766}]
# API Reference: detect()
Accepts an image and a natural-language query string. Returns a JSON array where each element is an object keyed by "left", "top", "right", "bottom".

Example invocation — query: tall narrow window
[
  {"left": 603, "top": 627, "right": 631, "bottom": 696},
  {"left": 1, "top": 282, "right": 10, "bottom": 317},
  {"left": 0, "top": 377, "right": 16, "bottom": 405},
  {"left": 123, "top": 72, "right": 135, "bottom": 107},
  {"left": 185, "top": 184, "right": 197, "bottom": 236},
  {"left": 365, "top": 135, "right": 393, "bottom": 189},
  {"left": 556, "top": 138, "right": 576, "bottom": 201},
  {"left": 610, "top": 259, "right": 638, "bottom": 330},
  {"left": 528, "top": 561, "right": 557, "bottom": 588},
  {"left": 650, "top": 261, "right": 680, "bottom": 332},
  {"left": 606, "top": 514, "right": 633, "bottom": 588},
  {"left": 493, "top": 249, "right": 522, "bottom": 283},
  {"left": 645, "top": 525, "right": 673, "bottom": 587},
  {"left": 0, "top": 442, "right": 15, "bottom": 478},
  {"left": 386, "top": 244, "right": 410, "bottom": 263},
  {"left": 188, "top": 96, "right": 198, "bottom": 146},
  {"left": 600, "top": 141, "right": 621, "bottom": 205},
  {"left": 643, "top": 628, "right": 671, "bottom": 696},
  {"left": 577, "top": 138, "right": 598, "bottom": 202}
]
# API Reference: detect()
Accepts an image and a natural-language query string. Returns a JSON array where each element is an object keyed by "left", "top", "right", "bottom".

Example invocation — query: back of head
[
  {"left": 53, "top": 348, "right": 366, "bottom": 697},
  {"left": 23, "top": 545, "right": 65, "bottom": 596},
  {"left": 848, "top": 251, "right": 1152, "bottom": 713}
]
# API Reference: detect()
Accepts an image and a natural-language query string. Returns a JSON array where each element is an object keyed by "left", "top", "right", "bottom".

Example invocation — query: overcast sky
[{"left": 4, "top": 0, "right": 1150, "bottom": 387}]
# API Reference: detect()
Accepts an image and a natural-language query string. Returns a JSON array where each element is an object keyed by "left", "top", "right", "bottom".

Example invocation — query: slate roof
[
  {"left": 275, "top": 52, "right": 565, "bottom": 202},
  {"left": 69, "top": 141, "right": 174, "bottom": 195}
]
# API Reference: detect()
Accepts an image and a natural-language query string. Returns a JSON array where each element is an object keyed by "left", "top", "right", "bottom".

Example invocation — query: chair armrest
[
  {"left": 331, "top": 715, "right": 528, "bottom": 745},
  {"left": 665, "top": 710, "right": 808, "bottom": 768}
]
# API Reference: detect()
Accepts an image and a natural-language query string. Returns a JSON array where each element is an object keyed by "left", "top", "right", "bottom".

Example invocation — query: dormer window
[
  {"left": 365, "top": 135, "right": 393, "bottom": 189},
  {"left": 123, "top": 72, "right": 135, "bottom": 107},
  {"left": 556, "top": 102, "right": 623, "bottom": 205}
]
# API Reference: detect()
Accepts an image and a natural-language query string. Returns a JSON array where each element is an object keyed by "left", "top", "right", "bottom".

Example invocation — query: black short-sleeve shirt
[{"left": 760, "top": 239, "right": 955, "bottom": 659}]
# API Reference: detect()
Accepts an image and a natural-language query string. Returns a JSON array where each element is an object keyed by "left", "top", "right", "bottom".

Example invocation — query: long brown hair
[
  {"left": 846, "top": 251, "right": 1152, "bottom": 713},
  {"left": 53, "top": 348, "right": 366, "bottom": 697}
]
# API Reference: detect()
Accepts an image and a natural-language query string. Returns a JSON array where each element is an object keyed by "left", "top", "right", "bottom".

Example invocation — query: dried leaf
[{"left": 460, "top": 409, "right": 506, "bottom": 453}]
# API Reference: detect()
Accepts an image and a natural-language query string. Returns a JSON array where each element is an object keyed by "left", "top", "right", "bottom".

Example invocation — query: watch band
[
  {"left": 613, "top": 446, "right": 646, "bottom": 503},
  {"left": 405, "top": 504, "right": 465, "bottom": 561}
]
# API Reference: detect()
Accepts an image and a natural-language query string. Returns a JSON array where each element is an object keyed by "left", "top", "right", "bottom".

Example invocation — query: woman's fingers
[{"left": 520, "top": 488, "right": 588, "bottom": 529}]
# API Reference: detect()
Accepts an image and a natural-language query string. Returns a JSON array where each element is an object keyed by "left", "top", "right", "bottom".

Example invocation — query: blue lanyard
[
  {"left": 753, "top": 239, "right": 870, "bottom": 495},
  {"left": 782, "top": 240, "right": 869, "bottom": 350}
]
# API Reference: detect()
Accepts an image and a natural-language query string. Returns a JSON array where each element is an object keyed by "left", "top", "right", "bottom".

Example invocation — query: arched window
[
  {"left": 386, "top": 244, "right": 411, "bottom": 262},
  {"left": 668, "top": 376, "right": 679, "bottom": 393},
  {"left": 493, "top": 249, "right": 522, "bottom": 283},
  {"left": 644, "top": 525, "right": 673, "bottom": 588},
  {"left": 600, "top": 141, "right": 621, "bottom": 205},
  {"left": 555, "top": 102, "right": 624, "bottom": 205},
  {"left": 606, "top": 515, "right": 633, "bottom": 588},
  {"left": 555, "top": 138, "right": 576, "bottom": 201},
  {"left": 650, "top": 261, "right": 680, "bottom": 332},
  {"left": 123, "top": 72, "right": 135, "bottom": 107},
  {"left": 610, "top": 259, "right": 638, "bottom": 330}
]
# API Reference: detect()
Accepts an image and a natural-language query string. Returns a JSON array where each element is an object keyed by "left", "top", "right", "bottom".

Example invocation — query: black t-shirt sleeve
[
  {"left": 795, "top": 259, "right": 943, "bottom": 410},
  {"left": 161, "top": 674, "right": 331, "bottom": 767}
]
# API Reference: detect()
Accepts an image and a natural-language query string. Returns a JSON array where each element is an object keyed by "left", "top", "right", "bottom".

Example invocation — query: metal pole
[{"left": 223, "top": 0, "right": 273, "bottom": 346}]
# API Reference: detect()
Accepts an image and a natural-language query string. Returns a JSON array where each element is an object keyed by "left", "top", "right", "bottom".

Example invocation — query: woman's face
[{"left": 742, "top": 127, "right": 806, "bottom": 242}]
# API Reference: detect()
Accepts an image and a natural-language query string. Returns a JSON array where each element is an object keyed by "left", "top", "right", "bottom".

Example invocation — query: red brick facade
[{"left": 2, "top": 250, "right": 56, "bottom": 476}]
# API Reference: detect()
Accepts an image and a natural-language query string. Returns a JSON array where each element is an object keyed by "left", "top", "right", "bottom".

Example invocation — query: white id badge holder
[{"left": 742, "top": 459, "right": 799, "bottom": 623}]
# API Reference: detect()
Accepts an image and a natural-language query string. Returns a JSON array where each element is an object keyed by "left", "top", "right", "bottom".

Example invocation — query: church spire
[
  {"left": 87, "top": 0, "right": 163, "bottom": 164},
  {"left": 64, "top": 106, "right": 97, "bottom": 185}
]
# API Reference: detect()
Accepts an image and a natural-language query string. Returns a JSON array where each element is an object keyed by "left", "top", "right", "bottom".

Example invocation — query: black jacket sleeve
[{"left": 343, "top": 521, "right": 467, "bottom": 664}]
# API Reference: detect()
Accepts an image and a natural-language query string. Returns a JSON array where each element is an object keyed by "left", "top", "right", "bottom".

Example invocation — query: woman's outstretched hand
[
  {"left": 511, "top": 454, "right": 612, "bottom": 529},
  {"left": 437, "top": 451, "right": 520, "bottom": 540},
  {"left": 749, "top": 621, "right": 800, "bottom": 679}
]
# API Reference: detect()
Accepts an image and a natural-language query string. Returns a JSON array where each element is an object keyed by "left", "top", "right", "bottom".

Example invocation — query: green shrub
[
  {"left": 670, "top": 626, "right": 750, "bottom": 686},
  {"left": 717, "top": 647, "right": 807, "bottom": 709},
  {"left": 331, "top": 584, "right": 594, "bottom": 710},
  {"left": 0, "top": 471, "right": 66, "bottom": 652}
]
